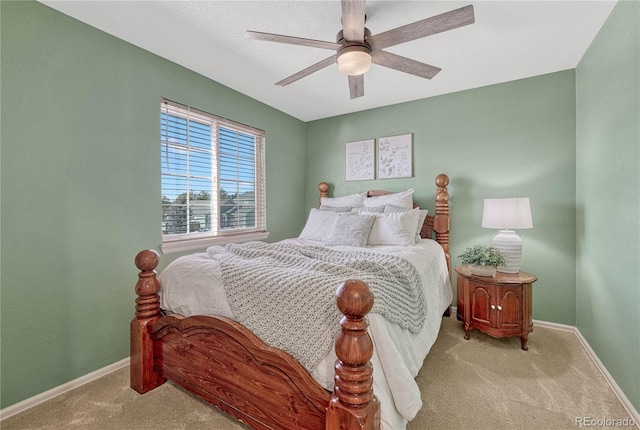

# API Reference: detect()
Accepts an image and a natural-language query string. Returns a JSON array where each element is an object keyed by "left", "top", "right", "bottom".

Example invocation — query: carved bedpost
[
  {"left": 318, "top": 182, "right": 329, "bottom": 206},
  {"left": 130, "top": 250, "right": 166, "bottom": 393},
  {"left": 434, "top": 174, "right": 451, "bottom": 272},
  {"left": 326, "top": 280, "right": 380, "bottom": 430}
]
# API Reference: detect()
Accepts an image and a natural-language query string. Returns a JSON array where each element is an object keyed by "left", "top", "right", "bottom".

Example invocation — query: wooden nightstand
[{"left": 455, "top": 266, "right": 537, "bottom": 350}]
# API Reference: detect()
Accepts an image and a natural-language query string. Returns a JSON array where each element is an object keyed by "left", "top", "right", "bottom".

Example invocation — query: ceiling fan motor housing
[{"left": 336, "top": 28, "right": 373, "bottom": 75}]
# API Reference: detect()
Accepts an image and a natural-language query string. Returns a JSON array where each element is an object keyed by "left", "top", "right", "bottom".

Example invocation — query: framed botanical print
[
  {"left": 377, "top": 134, "right": 412, "bottom": 179},
  {"left": 345, "top": 139, "right": 375, "bottom": 181}
]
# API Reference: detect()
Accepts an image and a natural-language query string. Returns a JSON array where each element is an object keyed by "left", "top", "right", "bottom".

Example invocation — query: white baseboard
[
  {"left": 0, "top": 357, "right": 130, "bottom": 421},
  {"left": 532, "top": 318, "right": 576, "bottom": 332}
]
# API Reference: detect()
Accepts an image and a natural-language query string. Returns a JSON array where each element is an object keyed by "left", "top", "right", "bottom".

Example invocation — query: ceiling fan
[{"left": 246, "top": 1, "right": 475, "bottom": 99}]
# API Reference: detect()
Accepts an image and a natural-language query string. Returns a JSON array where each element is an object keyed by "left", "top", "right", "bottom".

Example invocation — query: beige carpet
[{"left": 2, "top": 315, "right": 635, "bottom": 430}]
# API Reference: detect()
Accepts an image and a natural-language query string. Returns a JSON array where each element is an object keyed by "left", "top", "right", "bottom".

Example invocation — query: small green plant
[{"left": 457, "top": 244, "right": 507, "bottom": 267}]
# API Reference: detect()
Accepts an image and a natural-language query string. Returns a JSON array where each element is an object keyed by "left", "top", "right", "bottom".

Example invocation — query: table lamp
[{"left": 481, "top": 198, "right": 533, "bottom": 273}]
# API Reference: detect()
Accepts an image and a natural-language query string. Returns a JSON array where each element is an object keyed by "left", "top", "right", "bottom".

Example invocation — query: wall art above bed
[
  {"left": 378, "top": 133, "right": 413, "bottom": 179},
  {"left": 345, "top": 139, "right": 375, "bottom": 181}
]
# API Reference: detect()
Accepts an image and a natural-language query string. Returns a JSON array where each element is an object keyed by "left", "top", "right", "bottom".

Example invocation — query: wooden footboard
[{"left": 131, "top": 251, "right": 379, "bottom": 430}]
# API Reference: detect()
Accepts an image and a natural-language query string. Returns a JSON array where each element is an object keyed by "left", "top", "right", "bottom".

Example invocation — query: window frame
[{"left": 160, "top": 98, "right": 268, "bottom": 254}]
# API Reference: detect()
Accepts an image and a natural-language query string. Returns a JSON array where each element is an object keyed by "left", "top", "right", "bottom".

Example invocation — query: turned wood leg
[
  {"left": 521, "top": 333, "right": 529, "bottom": 351},
  {"left": 464, "top": 322, "right": 470, "bottom": 340}
]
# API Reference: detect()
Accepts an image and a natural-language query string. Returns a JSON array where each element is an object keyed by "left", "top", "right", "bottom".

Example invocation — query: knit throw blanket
[{"left": 207, "top": 241, "right": 426, "bottom": 370}]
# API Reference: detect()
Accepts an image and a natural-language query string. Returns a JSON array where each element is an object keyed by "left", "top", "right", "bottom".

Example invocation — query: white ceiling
[{"left": 39, "top": 0, "right": 617, "bottom": 122}]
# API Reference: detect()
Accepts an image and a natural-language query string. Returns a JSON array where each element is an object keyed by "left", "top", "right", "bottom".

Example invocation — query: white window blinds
[{"left": 161, "top": 98, "right": 266, "bottom": 248}]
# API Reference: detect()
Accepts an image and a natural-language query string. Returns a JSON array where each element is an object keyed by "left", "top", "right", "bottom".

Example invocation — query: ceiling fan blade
[
  {"left": 368, "top": 5, "right": 475, "bottom": 50},
  {"left": 348, "top": 74, "right": 364, "bottom": 99},
  {"left": 372, "top": 50, "right": 441, "bottom": 79},
  {"left": 246, "top": 31, "right": 341, "bottom": 50},
  {"left": 341, "top": 0, "right": 366, "bottom": 42},
  {"left": 276, "top": 55, "right": 337, "bottom": 86}
]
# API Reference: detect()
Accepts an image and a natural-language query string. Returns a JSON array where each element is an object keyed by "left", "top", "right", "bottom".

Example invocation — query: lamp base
[{"left": 492, "top": 230, "right": 522, "bottom": 274}]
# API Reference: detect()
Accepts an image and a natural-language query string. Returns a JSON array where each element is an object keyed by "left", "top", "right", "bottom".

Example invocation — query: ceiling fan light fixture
[{"left": 337, "top": 45, "right": 372, "bottom": 76}]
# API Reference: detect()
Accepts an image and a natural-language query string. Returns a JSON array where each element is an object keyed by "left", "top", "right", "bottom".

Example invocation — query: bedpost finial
[
  {"left": 435, "top": 174, "right": 450, "bottom": 204},
  {"left": 435, "top": 173, "right": 449, "bottom": 188},
  {"left": 318, "top": 182, "right": 329, "bottom": 194},
  {"left": 336, "top": 279, "right": 374, "bottom": 318},
  {"left": 135, "top": 249, "right": 160, "bottom": 272},
  {"left": 318, "top": 182, "right": 329, "bottom": 206},
  {"left": 134, "top": 250, "right": 161, "bottom": 309}
]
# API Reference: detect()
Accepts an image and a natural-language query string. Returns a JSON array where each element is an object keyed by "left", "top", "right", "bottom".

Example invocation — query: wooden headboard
[{"left": 317, "top": 174, "right": 451, "bottom": 271}]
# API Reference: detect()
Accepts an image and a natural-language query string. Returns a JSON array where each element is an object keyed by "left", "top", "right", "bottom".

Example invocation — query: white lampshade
[
  {"left": 337, "top": 46, "right": 372, "bottom": 76},
  {"left": 482, "top": 198, "right": 533, "bottom": 230},
  {"left": 482, "top": 198, "right": 533, "bottom": 274}
]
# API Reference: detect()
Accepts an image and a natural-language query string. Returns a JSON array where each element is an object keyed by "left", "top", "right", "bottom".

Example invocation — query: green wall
[
  {"left": 1, "top": 1, "right": 306, "bottom": 408},
  {"left": 576, "top": 0, "right": 640, "bottom": 412},
  {"left": 306, "top": 70, "right": 578, "bottom": 326}
]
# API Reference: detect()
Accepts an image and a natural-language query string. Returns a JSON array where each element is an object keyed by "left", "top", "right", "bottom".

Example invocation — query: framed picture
[
  {"left": 345, "top": 139, "right": 375, "bottom": 181},
  {"left": 378, "top": 133, "right": 412, "bottom": 179}
]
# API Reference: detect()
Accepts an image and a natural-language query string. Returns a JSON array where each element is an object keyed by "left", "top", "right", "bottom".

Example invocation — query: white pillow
[
  {"left": 326, "top": 215, "right": 376, "bottom": 247},
  {"left": 298, "top": 208, "right": 338, "bottom": 242},
  {"left": 320, "top": 192, "right": 366, "bottom": 208},
  {"left": 382, "top": 205, "right": 429, "bottom": 241},
  {"left": 364, "top": 189, "right": 414, "bottom": 209},
  {"left": 365, "top": 207, "right": 421, "bottom": 246}
]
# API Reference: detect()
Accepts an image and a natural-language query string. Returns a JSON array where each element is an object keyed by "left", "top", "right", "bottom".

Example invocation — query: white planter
[{"left": 470, "top": 265, "right": 496, "bottom": 277}]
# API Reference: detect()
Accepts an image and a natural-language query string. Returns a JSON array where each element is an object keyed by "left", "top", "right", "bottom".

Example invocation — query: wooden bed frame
[{"left": 130, "top": 173, "right": 450, "bottom": 430}]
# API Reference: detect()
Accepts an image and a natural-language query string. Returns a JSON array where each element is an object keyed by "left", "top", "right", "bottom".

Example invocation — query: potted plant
[{"left": 457, "top": 244, "right": 507, "bottom": 276}]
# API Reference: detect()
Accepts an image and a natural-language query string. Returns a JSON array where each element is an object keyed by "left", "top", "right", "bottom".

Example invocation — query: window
[{"left": 160, "top": 98, "right": 267, "bottom": 253}]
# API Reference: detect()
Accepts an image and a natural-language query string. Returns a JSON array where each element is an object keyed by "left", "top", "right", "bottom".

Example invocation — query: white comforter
[{"left": 159, "top": 238, "right": 452, "bottom": 430}]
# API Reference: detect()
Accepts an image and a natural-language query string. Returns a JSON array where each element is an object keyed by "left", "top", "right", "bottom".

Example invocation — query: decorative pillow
[
  {"left": 363, "top": 189, "right": 414, "bottom": 209},
  {"left": 382, "top": 205, "right": 429, "bottom": 241},
  {"left": 351, "top": 205, "right": 385, "bottom": 214},
  {"left": 319, "top": 205, "right": 352, "bottom": 212},
  {"left": 298, "top": 209, "right": 338, "bottom": 242},
  {"left": 365, "top": 207, "right": 421, "bottom": 246},
  {"left": 320, "top": 192, "right": 366, "bottom": 208},
  {"left": 326, "top": 215, "right": 376, "bottom": 247}
]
